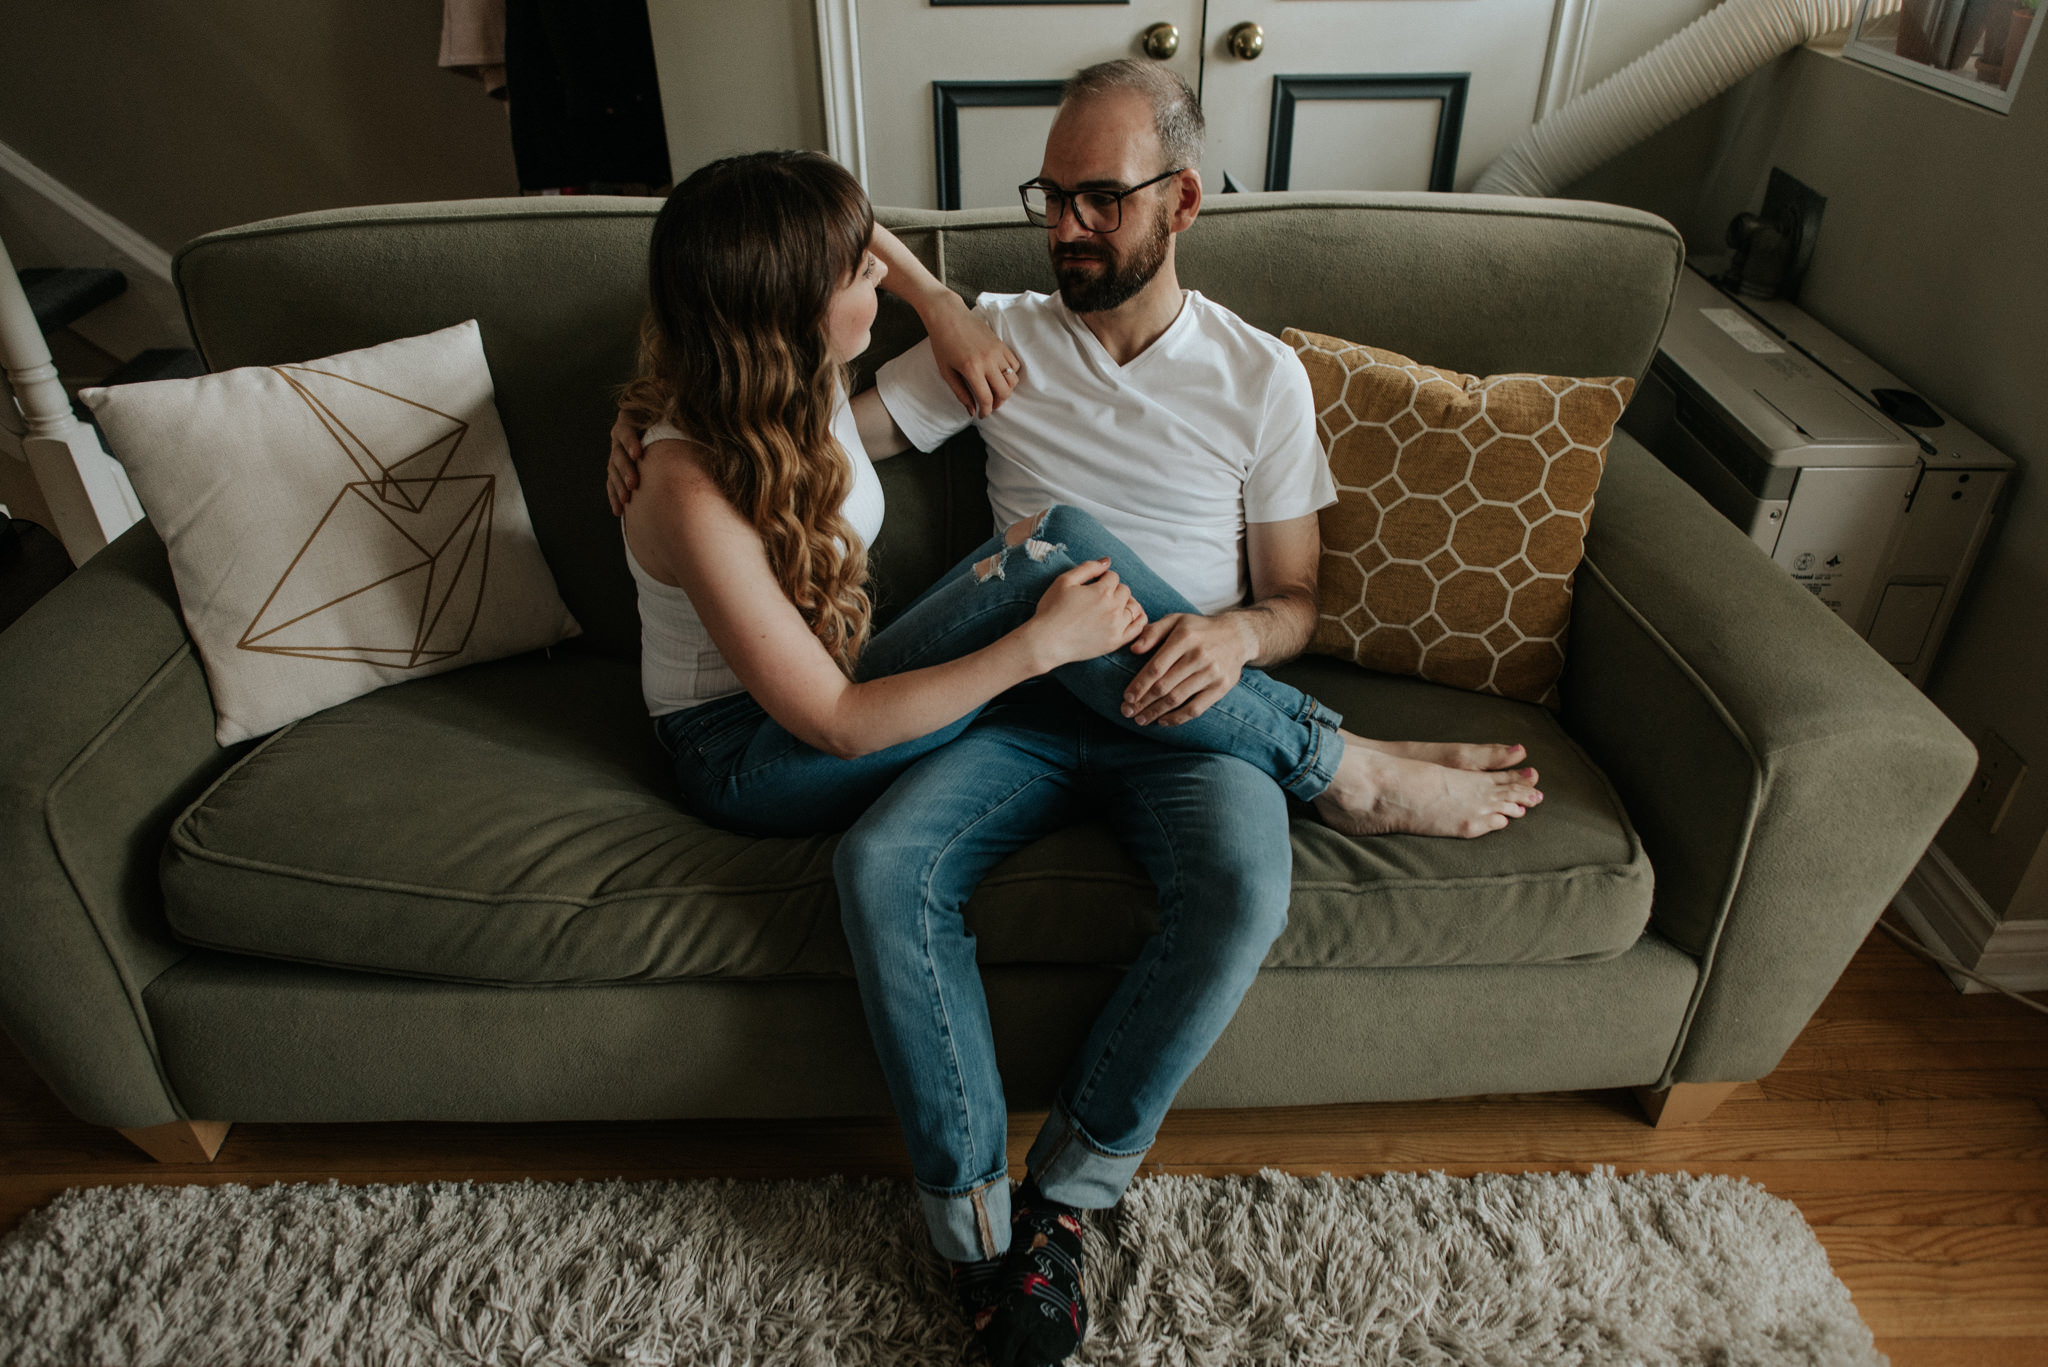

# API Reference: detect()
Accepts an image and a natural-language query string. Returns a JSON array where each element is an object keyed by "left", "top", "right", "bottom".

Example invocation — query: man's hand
[
  {"left": 1121, "top": 612, "right": 1259, "bottom": 726},
  {"left": 606, "top": 411, "right": 643, "bottom": 516}
]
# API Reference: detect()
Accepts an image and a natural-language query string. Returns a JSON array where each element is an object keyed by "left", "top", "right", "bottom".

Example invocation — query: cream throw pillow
[
  {"left": 1285, "top": 328, "right": 1633, "bottom": 706},
  {"left": 83, "top": 320, "right": 579, "bottom": 744}
]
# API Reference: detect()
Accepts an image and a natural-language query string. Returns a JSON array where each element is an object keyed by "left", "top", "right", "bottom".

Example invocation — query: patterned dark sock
[
  {"left": 950, "top": 1255, "right": 1005, "bottom": 1341},
  {"left": 983, "top": 1180, "right": 1088, "bottom": 1367}
]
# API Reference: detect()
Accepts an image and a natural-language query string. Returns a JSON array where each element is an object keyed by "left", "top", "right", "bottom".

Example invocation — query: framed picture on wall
[{"left": 1844, "top": 0, "right": 2040, "bottom": 112}]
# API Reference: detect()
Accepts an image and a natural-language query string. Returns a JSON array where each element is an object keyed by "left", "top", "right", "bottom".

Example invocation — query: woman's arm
[
  {"left": 629, "top": 442, "right": 1142, "bottom": 759},
  {"left": 871, "top": 224, "right": 1022, "bottom": 419},
  {"left": 608, "top": 227, "right": 1017, "bottom": 515}
]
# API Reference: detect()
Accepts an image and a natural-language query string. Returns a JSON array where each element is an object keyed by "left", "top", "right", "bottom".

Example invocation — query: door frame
[{"left": 817, "top": 0, "right": 871, "bottom": 184}]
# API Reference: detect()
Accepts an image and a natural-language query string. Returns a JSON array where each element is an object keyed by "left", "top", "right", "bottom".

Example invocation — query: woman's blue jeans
[{"left": 654, "top": 504, "right": 1345, "bottom": 836}]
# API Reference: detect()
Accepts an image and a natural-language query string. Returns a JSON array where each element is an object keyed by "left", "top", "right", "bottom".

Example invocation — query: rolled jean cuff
[
  {"left": 916, "top": 1170, "right": 1012, "bottom": 1263},
  {"left": 1279, "top": 695, "right": 1346, "bottom": 802},
  {"left": 1023, "top": 1103, "right": 1149, "bottom": 1210}
]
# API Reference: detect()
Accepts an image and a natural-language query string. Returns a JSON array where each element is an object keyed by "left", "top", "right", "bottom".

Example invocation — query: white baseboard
[
  {"left": 1891, "top": 844, "right": 2048, "bottom": 993},
  {"left": 0, "top": 138, "right": 188, "bottom": 359}
]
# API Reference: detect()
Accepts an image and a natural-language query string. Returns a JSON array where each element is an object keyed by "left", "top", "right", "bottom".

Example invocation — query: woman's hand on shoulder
[
  {"left": 1025, "top": 558, "right": 1148, "bottom": 670},
  {"left": 606, "top": 410, "right": 645, "bottom": 516},
  {"left": 926, "top": 302, "right": 1022, "bottom": 420},
  {"left": 870, "top": 225, "right": 1021, "bottom": 420}
]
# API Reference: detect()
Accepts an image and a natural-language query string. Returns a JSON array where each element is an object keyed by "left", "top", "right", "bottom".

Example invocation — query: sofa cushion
[
  {"left": 163, "top": 653, "right": 1652, "bottom": 986},
  {"left": 81, "top": 321, "right": 581, "bottom": 744},
  {"left": 1286, "top": 329, "right": 1633, "bottom": 706}
]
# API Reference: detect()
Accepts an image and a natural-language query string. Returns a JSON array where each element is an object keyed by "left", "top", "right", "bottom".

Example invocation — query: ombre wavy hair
[{"left": 618, "top": 151, "right": 877, "bottom": 674}]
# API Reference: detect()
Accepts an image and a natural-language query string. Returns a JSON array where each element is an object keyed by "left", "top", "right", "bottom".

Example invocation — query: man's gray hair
[{"left": 1063, "top": 59, "right": 1205, "bottom": 171}]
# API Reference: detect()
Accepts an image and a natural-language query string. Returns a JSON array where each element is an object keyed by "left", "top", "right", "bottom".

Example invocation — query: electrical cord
[{"left": 1875, "top": 916, "right": 2048, "bottom": 1017}]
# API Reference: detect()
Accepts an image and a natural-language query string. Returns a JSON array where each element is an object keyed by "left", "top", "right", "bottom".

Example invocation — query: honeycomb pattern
[{"left": 1284, "top": 329, "right": 1635, "bottom": 705}]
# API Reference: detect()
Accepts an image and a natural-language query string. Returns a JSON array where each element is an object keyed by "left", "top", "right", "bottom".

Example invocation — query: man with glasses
[{"left": 833, "top": 60, "right": 1535, "bottom": 1367}]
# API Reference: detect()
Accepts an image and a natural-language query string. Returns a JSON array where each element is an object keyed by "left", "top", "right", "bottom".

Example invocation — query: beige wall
[
  {"left": 1572, "top": 45, "right": 2048, "bottom": 921},
  {"left": 0, "top": 0, "right": 518, "bottom": 254},
  {"left": 1577, "top": 0, "right": 1721, "bottom": 89},
  {"left": 647, "top": 0, "right": 827, "bottom": 181}
]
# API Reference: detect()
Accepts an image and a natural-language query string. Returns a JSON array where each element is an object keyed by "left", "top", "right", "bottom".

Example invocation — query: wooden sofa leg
[
  {"left": 1633, "top": 1082, "right": 1740, "bottom": 1129},
  {"left": 118, "top": 1120, "right": 232, "bottom": 1163}
]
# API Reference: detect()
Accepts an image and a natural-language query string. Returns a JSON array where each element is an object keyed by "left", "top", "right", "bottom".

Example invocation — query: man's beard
[{"left": 1052, "top": 203, "right": 1171, "bottom": 314}]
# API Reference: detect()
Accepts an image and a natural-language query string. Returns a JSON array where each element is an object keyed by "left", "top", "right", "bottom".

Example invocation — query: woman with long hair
[{"left": 617, "top": 150, "right": 1149, "bottom": 836}]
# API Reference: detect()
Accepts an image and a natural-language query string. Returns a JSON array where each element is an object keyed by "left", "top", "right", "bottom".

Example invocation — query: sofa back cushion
[
  {"left": 881, "top": 193, "right": 1681, "bottom": 381},
  {"left": 173, "top": 194, "right": 1681, "bottom": 658}
]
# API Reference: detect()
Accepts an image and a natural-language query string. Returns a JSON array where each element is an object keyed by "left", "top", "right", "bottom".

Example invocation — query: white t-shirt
[
  {"left": 876, "top": 289, "right": 1334, "bottom": 615},
  {"left": 629, "top": 393, "right": 884, "bottom": 715}
]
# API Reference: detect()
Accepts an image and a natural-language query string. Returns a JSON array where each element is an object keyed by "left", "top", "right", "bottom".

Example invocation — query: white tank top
[{"left": 628, "top": 393, "right": 886, "bottom": 715}]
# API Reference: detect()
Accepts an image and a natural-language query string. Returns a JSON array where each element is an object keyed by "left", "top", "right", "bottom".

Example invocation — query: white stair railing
[{"left": 0, "top": 231, "right": 144, "bottom": 562}]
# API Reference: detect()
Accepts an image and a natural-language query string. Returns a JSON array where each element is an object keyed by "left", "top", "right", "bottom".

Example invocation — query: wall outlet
[
  {"left": 1761, "top": 167, "right": 1826, "bottom": 299},
  {"left": 1964, "top": 731, "right": 2026, "bottom": 835}
]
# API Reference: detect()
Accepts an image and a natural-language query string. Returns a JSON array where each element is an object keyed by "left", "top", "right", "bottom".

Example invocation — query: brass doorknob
[
  {"left": 1228, "top": 22, "right": 1264, "bottom": 61},
  {"left": 1142, "top": 23, "right": 1179, "bottom": 60}
]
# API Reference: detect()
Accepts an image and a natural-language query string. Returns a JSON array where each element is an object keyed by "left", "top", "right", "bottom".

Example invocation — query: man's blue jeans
[
  {"left": 656, "top": 505, "right": 1344, "bottom": 835},
  {"left": 835, "top": 692, "right": 1295, "bottom": 1263}
]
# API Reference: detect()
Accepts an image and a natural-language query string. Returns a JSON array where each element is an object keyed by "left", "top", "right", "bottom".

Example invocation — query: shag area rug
[{"left": 0, "top": 1168, "right": 1881, "bottom": 1366}]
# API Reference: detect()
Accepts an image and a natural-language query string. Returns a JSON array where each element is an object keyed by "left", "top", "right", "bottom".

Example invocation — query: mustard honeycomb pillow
[{"left": 1285, "top": 328, "right": 1634, "bottom": 706}]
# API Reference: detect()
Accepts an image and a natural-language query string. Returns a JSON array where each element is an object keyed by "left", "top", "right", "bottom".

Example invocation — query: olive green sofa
[{"left": 0, "top": 194, "right": 1975, "bottom": 1162}]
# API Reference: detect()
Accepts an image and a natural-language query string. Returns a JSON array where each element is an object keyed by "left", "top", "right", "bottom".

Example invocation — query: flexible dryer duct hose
[{"left": 1475, "top": 0, "right": 1902, "bottom": 197}]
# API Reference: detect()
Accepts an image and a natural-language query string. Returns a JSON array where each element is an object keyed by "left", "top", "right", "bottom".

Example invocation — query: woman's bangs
[{"left": 816, "top": 164, "right": 875, "bottom": 284}]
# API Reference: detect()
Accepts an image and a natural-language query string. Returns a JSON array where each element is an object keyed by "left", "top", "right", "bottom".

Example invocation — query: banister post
[{"left": 0, "top": 231, "right": 144, "bottom": 562}]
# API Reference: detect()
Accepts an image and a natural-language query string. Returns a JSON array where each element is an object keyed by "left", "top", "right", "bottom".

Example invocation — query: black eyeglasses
[{"left": 1018, "top": 168, "right": 1185, "bottom": 233}]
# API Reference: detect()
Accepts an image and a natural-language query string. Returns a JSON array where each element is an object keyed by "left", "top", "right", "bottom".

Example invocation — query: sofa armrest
[
  {"left": 1562, "top": 434, "right": 1974, "bottom": 1085},
  {"left": 0, "top": 521, "right": 241, "bottom": 1126}
]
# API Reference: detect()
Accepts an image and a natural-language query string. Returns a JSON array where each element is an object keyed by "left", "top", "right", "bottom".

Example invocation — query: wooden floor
[{"left": 3, "top": 926, "right": 2043, "bottom": 1364}]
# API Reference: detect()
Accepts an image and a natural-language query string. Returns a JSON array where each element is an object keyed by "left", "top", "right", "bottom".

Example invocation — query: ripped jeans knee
[{"left": 973, "top": 505, "right": 1067, "bottom": 583}]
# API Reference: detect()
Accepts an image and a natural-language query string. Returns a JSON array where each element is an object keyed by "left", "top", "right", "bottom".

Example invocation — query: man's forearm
[{"left": 1222, "top": 588, "right": 1317, "bottom": 670}]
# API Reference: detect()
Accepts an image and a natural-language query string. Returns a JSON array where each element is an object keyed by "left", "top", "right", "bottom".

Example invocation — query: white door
[
  {"left": 1198, "top": 0, "right": 1558, "bottom": 193},
  {"left": 856, "top": 1, "right": 1205, "bottom": 211}
]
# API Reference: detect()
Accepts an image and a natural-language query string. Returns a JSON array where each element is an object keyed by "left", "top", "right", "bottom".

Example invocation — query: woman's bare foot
[
  {"left": 1349, "top": 736, "right": 1527, "bottom": 772},
  {"left": 1314, "top": 736, "right": 1542, "bottom": 839}
]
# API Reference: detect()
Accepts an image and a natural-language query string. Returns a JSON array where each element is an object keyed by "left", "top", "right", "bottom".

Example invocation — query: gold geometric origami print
[
  {"left": 238, "top": 365, "right": 494, "bottom": 668},
  {"left": 1285, "top": 330, "right": 1633, "bottom": 706}
]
